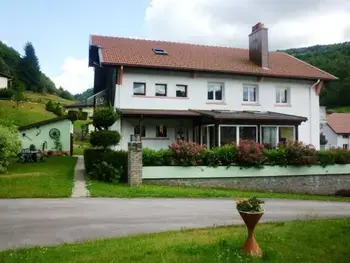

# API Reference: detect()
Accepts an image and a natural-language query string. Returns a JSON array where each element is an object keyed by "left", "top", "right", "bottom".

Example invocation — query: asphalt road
[{"left": 1, "top": 198, "right": 350, "bottom": 251}]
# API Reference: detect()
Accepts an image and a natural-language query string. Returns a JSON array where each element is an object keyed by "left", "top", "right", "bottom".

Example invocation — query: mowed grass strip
[
  {"left": 86, "top": 179, "right": 350, "bottom": 202},
  {"left": 0, "top": 156, "right": 77, "bottom": 198},
  {"left": 1, "top": 219, "right": 350, "bottom": 263}
]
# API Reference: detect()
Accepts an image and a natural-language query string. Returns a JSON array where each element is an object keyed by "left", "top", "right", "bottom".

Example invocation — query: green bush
[
  {"left": 0, "top": 124, "right": 21, "bottom": 172},
  {"left": 68, "top": 110, "right": 88, "bottom": 121},
  {"left": 316, "top": 150, "right": 336, "bottom": 167},
  {"left": 281, "top": 141, "right": 317, "bottom": 166},
  {"left": 93, "top": 106, "right": 120, "bottom": 130},
  {"left": 45, "top": 100, "right": 55, "bottom": 112},
  {"left": 79, "top": 111, "right": 88, "bottom": 121},
  {"left": 84, "top": 148, "right": 128, "bottom": 183},
  {"left": 90, "top": 130, "right": 121, "bottom": 150},
  {"left": 264, "top": 148, "right": 288, "bottom": 166},
  {"left": 53, "top": 105, "right": 63, "bottom": 116},
  {"left": 89, "top": 161, "right": 123, "bottom": 183},
  {"left": 204, "top": 145, "right": 237, "bottom": 167},
  {"left": 0, "top": 88, "right": 14, "bottom": 99},
  {"left": 143, "top": 148, "right": 172, "bottom": 166},
  {"left": 329, "top": 148, "right": 350, "bottom": 164}
]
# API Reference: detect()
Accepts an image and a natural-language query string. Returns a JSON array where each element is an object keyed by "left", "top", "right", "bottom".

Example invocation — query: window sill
[
  {"left": 241, "top": 103, "right": 261, "bottom": 106},
  {"left": 141, "top": 137, "right": 170, "bottom": 140},
  {"left": 275, "top": 103, "right": 292, "bottom": 107},
  {"left": 206, "top": 101, "right": 226, "bottom": 105},
  {"left": 132, "top": 95, "right": 189, "bottom": 99}
]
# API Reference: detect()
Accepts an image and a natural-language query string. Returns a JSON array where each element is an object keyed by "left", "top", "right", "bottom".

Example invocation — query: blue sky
[{"left": 1, "top": 0, "right": 349, "bottom": 94}]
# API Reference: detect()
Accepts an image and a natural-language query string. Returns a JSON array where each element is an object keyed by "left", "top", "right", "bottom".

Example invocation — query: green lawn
[
  {"left": 24, "top": 91, "right": 75, "bottom": 105},
  {"left": 0, "top": 156, "right": 77, "bottom": 198},
  {"left": 0, "top": 100, "right": 56, "bottom": 126},
  {"left": 333, "top": 106, "right": 350, "bottom": 113},
  {"left": 86, "top": 179, "right": 350, "bottom": 201},
  {"left": 73, "top": 141, "right": 91, "bottom": 156},
  {"left": 1, "top": 219, "right": 349, "bottom": 263}
]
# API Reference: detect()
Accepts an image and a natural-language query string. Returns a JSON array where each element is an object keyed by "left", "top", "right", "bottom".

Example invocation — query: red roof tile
[
  {"left": 327, "top": 113, "right": 350, "bottom": 134},
  {"left": 90, "top": 35, "right": 337, "bottom": 80}
]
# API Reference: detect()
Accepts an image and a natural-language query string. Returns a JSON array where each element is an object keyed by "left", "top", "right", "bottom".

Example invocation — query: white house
[
  {"left": 0, "top": 72, "right": 11, "bottom": 89},
  {"left": 320, "top": 112, "right": 350, "bottom": 149},
  {"left": 88, "top": 22, "right": 337, "bottom": 150}
]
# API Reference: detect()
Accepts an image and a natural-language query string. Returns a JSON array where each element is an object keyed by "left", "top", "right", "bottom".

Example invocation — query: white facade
[
  {"left": 113, "top": 68, "right": 321, "bottom": 150},
  {"left": 320, "top": 123, "right": 350, "bottom": 149},
  {"left": 0, "top": 76, "right": 8, "bottom": 89}
]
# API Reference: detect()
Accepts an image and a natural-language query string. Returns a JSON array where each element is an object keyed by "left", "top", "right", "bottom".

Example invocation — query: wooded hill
[
  {"left": 283, "top": 42, "right": 350, "bottom": 109},
  {"left": 0, "top": 40, "right": 74, "bottom": 100}
]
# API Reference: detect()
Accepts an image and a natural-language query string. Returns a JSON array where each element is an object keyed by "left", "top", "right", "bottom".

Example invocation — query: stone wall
[{"left": 143, "top": 175, "right": 350, "bottom": 195}]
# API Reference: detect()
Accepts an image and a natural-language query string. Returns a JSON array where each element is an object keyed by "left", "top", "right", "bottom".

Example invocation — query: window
[
  {"left": 152, "top": 48, "right": 168, "bottom": 55},
  {"left": 208, "top": 82, "right": 223, "bottom": 101},
  {"left": 279, "top": 126, "right": 295, "bottom": 144},
  {"left": 343, "top": 135, "right": 349, "bottom": 139},
  {"left": 220, "top": 126, "right": 237, "bottom": 145},
  {"left": 133, "top": 82, "right": 146, "bottom": 95},
  {"left": 176, "top": 85, "right": 187, "bottom": 97},
  {"left": 155, "top": 84, "right": 167, "bottom": 96},
  {"left": 156, "top": 125, "right": 167, "bottom": 137},
  {"left": 276, "top": 87, "right": 290, "bottom": 104},
  {"left": 343, "top": 144, "right": 349, "bottom": 150},
  {"left": 134, "top": 125, "right": 146, "bottom": 137},
  {"left": 261, "top": 126, "right": 277, "bottom": 148},
  {"left": 239, "top": 126, "right": 257, "bottom": 141},
  {"left": 243, "top": 84, "right": 258, "bottom": 102}
]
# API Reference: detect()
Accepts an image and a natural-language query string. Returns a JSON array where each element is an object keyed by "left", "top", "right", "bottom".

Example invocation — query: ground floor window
[
  {"left": 261, "top": 126, "right": 277, "bottom": 148},
  {"left": 156, "top": 125, "right": 167, "bottom": 137},
  {"left": 134, "top": 125, "right": 146, "bottom": 137},
  {"left": 218, "top": 125, "right": 257, "bottom": 146},
  {"left": 261, "top": 126, "right": 295, "bottom": 147},
  {"left": 343, "top": 144, "right": 349, "bottom": 150},
  {"left": 201, "top": 125, "right": 215, "bottom": 148},
  {"left": 239, "top": 126, "right": 257, "bottom": 141},
  {"left": 220, "top": 126, "right": 237, "bottom": 145},
  {"left": 279, "top": 126, "right": 295, "bottom": 144}
]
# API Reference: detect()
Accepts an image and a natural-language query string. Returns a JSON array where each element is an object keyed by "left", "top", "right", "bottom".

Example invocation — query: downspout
[{"left": 309, "top": 79, "right": 321, "bottom": 144}]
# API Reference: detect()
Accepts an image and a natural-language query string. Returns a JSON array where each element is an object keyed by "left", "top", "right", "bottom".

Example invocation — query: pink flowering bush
[
  {"left": 280, "top": 141, "right": 317, "bottom": 165},
  {"left": 168, "top": 140, "right": 206, "bottom": 166},
  {"left": 236, "top": 139, "right": 265, "bottom": 167}
]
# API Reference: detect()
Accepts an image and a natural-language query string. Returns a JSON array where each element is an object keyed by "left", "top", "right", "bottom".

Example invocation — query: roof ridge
[{"left": 90, "top": 34, "right": 249, "bottom": 51}]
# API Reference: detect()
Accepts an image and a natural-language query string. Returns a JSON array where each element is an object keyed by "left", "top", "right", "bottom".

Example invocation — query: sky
[{"left": 0, "top": 0, "right": 349, "bottom": 95}]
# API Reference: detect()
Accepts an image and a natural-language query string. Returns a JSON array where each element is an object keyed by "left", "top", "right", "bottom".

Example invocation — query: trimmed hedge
[
  {"left": 84, "top": 148, "right": 128, "bottom": 182},
  {"left": 0, "top": 88, "right": 14, "bottom": 99},
  {"left": 142, "top": 140, "right": 350, "bottom": 167}
]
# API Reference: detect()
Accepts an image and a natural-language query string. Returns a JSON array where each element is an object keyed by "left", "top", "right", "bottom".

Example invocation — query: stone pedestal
[{"left": 128, "top": 141, "right": 142, "bottom": 187}]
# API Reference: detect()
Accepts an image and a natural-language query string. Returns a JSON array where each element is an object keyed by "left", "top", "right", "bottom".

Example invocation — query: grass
[
  {"left": 332, "top": 106, "right": 350, "bottom": 113},
  {"left": 0, "top": 100, "right": 56, "bottom": 126},
  {"left": 86, "top": 179, "right": 350, "bottom": 201},
  {"left": 24, "top": 91, "right": 75, "bottom": 105},
  {"left": 73, "top": 140, "right": 91, "bottom": 156},
  {"left": 1, "top": 219, "right": 349, "bottom": 263},
  {"left": 73, "top": 120, "right": 90, "bottom": 130},
  {"left": 0, "top": 156, "right": 77, "bottom": 198}
]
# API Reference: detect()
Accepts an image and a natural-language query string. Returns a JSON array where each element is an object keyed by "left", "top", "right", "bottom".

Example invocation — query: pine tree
[{"left": 19, "top": 42, "right": 41, "bottom": 92}]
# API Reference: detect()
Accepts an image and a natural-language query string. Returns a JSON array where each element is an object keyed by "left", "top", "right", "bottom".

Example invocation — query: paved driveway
[{"left": 1, "top": 198, "right": 350, "bottom": 251}]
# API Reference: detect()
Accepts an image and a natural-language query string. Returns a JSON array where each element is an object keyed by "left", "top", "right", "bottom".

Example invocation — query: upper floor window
[
  {"left": 134, "top": 125, "right": 146, "bottom": 137},
  {"left": 176, "top": 85, "right": 187, "bottom": 97},
  {"left": 276, "top": 87, "right": 290, "bottom": 104},
  {"left": 155, "top": 84, "right": 167, "bottom": 96},
  {"left": 208, "top": 82, "right": 223, "bottom": 101},
  {"left": 156, "top": 125, "right": 167, "bottom": 137},
  {"left": 343, "top": 135, "right": 349, "bottom": 139},
  {"left": 243, "top": 84, "right": 258, "bottom": 102},
  {"left": 343, "top": 144, "right": 348, "bottom": 150},
  {"left": 133, "top": 82, "right": 146, "bottom": 95}
]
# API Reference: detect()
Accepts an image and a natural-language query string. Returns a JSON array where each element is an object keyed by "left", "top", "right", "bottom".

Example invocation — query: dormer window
[{"left": 152, "top": 48, "right": 168, "bottom": 55}]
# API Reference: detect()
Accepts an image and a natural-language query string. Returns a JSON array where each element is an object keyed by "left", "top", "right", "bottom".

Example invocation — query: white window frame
[
  {"left": 276, "top": 87, "right": 290, "bottom": 104},
  {"left": 207, "top": 82, "right": 224, "bottom": 102},
  {"left": 259, "top": 125, "right": 296, "bottom": 146},
  {"left": 201, "top": 124, "right": 215, "bottom": 148},
  {"left": 218, "top": 125, "right": 258, "bottom": 146},
  {"left": 243, "top": 84, "right": 259, "bottom": 103}
]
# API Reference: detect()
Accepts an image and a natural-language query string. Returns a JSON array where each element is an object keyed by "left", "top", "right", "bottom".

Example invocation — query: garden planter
[{"left": 238, "top": 211, "right": 264, "bottom": 257}]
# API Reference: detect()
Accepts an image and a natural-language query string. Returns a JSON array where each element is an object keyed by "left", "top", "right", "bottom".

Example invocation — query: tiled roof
[
  {"left": 91, "top": 35, "right": 337, "bottom": 81},
  {"left": 327, "top": 113, "right": 350, "bottom": 134}
]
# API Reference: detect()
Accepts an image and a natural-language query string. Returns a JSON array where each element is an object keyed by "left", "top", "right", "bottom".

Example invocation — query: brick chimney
[{"left": 249, "top": 22, "right": 269, "bottom": 68}]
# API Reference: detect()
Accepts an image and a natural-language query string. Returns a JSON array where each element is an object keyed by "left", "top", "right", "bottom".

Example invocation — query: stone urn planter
[{"left": 236, "top": 198, "right": 264, "bottom": 257}]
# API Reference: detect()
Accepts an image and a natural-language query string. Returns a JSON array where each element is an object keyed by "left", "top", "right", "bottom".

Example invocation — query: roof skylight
[{"left": 152, "top": 48, "right": 168, "bottom": 55}]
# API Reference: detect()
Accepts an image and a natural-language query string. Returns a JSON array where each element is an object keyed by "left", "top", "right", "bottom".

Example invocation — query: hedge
[
  {"left": 84, "top": 148, "right": 128, "bottom": 182},
  {"left": 142, "top": 140, "right": 350, "bottom": 167}
]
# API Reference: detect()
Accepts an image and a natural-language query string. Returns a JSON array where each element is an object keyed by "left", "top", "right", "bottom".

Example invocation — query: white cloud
[
  {"left": 51, "top": 57, "right": 93, "bottom": 95},
  {"left": 144, "top": 0, "right": 350, "bottom": 49}
]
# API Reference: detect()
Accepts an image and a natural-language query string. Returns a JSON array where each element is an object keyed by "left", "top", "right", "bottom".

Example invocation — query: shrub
[
  {"left": 53, "top": 105, "right": 63, "bottom": 116},
  {"left": 168, "top": 140, "right": 206, "bottom": 166},
  {"left": 329, "top": 148, "right": 350, "bottom": 164},
  {"left": 205, "top": 144, "right": 237, "bottom": 166},
  {"left": 90, "top": 130, "right": 121, "bottom": 150},
  {"left": 264, "top": 148, "right": 288, "bottom": 166},
  {"left": 45, "top": 100, "right": 55, "bottom": 112},
  {"left": 0, "top": 88, "right": 14, "bottom": 99},
  {"left": 143, "top": 148, "right": 172, "bottom": 166},
  {"left": 280, "top": 141, "right": 317, "bottom": 166},
  {"left": 29, "top": 144, "right": 36, "bottom": 151},
  {"left": 79, "top": 111, "right": 88, "bottom": 121},
  {"left": 92, "top": 106, "right": 119, "bottom": 130},
  {"left": 89, "top": 161, "right": 123, "bottom": 183},
  {"left": 334, "top": 189, "right": 350, "bottom": 197},
  {"left": 236, "top": 139, "right": 265, "bottom": 167},
  {"left": 84, "top": 148, "right": 128, "bottom": 183},
  {"left": 68, "top": 110, "right": 88, "bottom": 121},
  {"left": 316, "top": 150, "right": 336, "bottom": 167},
  {"left": 0, "top": 124, "right": 21, "bottom": 172}
]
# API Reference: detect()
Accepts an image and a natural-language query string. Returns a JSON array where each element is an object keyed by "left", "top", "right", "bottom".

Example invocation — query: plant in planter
[{"left": 236, "top": 197, "right": 265, "bottom": 257}]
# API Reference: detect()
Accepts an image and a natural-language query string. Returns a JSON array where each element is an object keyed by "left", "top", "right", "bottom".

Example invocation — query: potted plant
[{"left": 236, "top": 197, "right": 265, "bottom": 256}]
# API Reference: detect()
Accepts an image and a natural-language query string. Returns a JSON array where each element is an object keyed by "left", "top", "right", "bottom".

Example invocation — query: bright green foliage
[
  {"left": 90, "top": 130, "right": 121, "bottom": 150},
  {"left": 92, "top": 106, "right": 120, "bottom": 130},
  {"left": 236, "top": 197, "right": 264, "bottom": 213},
  {"left": 12, "top": 80, "right": 25, "bottom": 109},
  {"left": 0, "top": 124, "right": 21, "bottom": 172},
  {"left": 89, "top": 161, "right": 123, "bottom": 184},
  {"left": 45, "top": 100, "right": 55, "bottom": 112}
]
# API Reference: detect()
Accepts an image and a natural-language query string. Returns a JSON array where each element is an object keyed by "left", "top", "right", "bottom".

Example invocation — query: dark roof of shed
[
  {"left": 63, "top": 101, "right": 94, "bottom": 108},
  {"left": 18, "top": 116, "right": 72, "bottom": 131}
]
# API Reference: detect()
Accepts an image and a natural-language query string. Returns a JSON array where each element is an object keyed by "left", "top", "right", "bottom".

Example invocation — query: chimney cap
[{"left": 252, "top": 22, "right": 265, "bottom": 33}]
